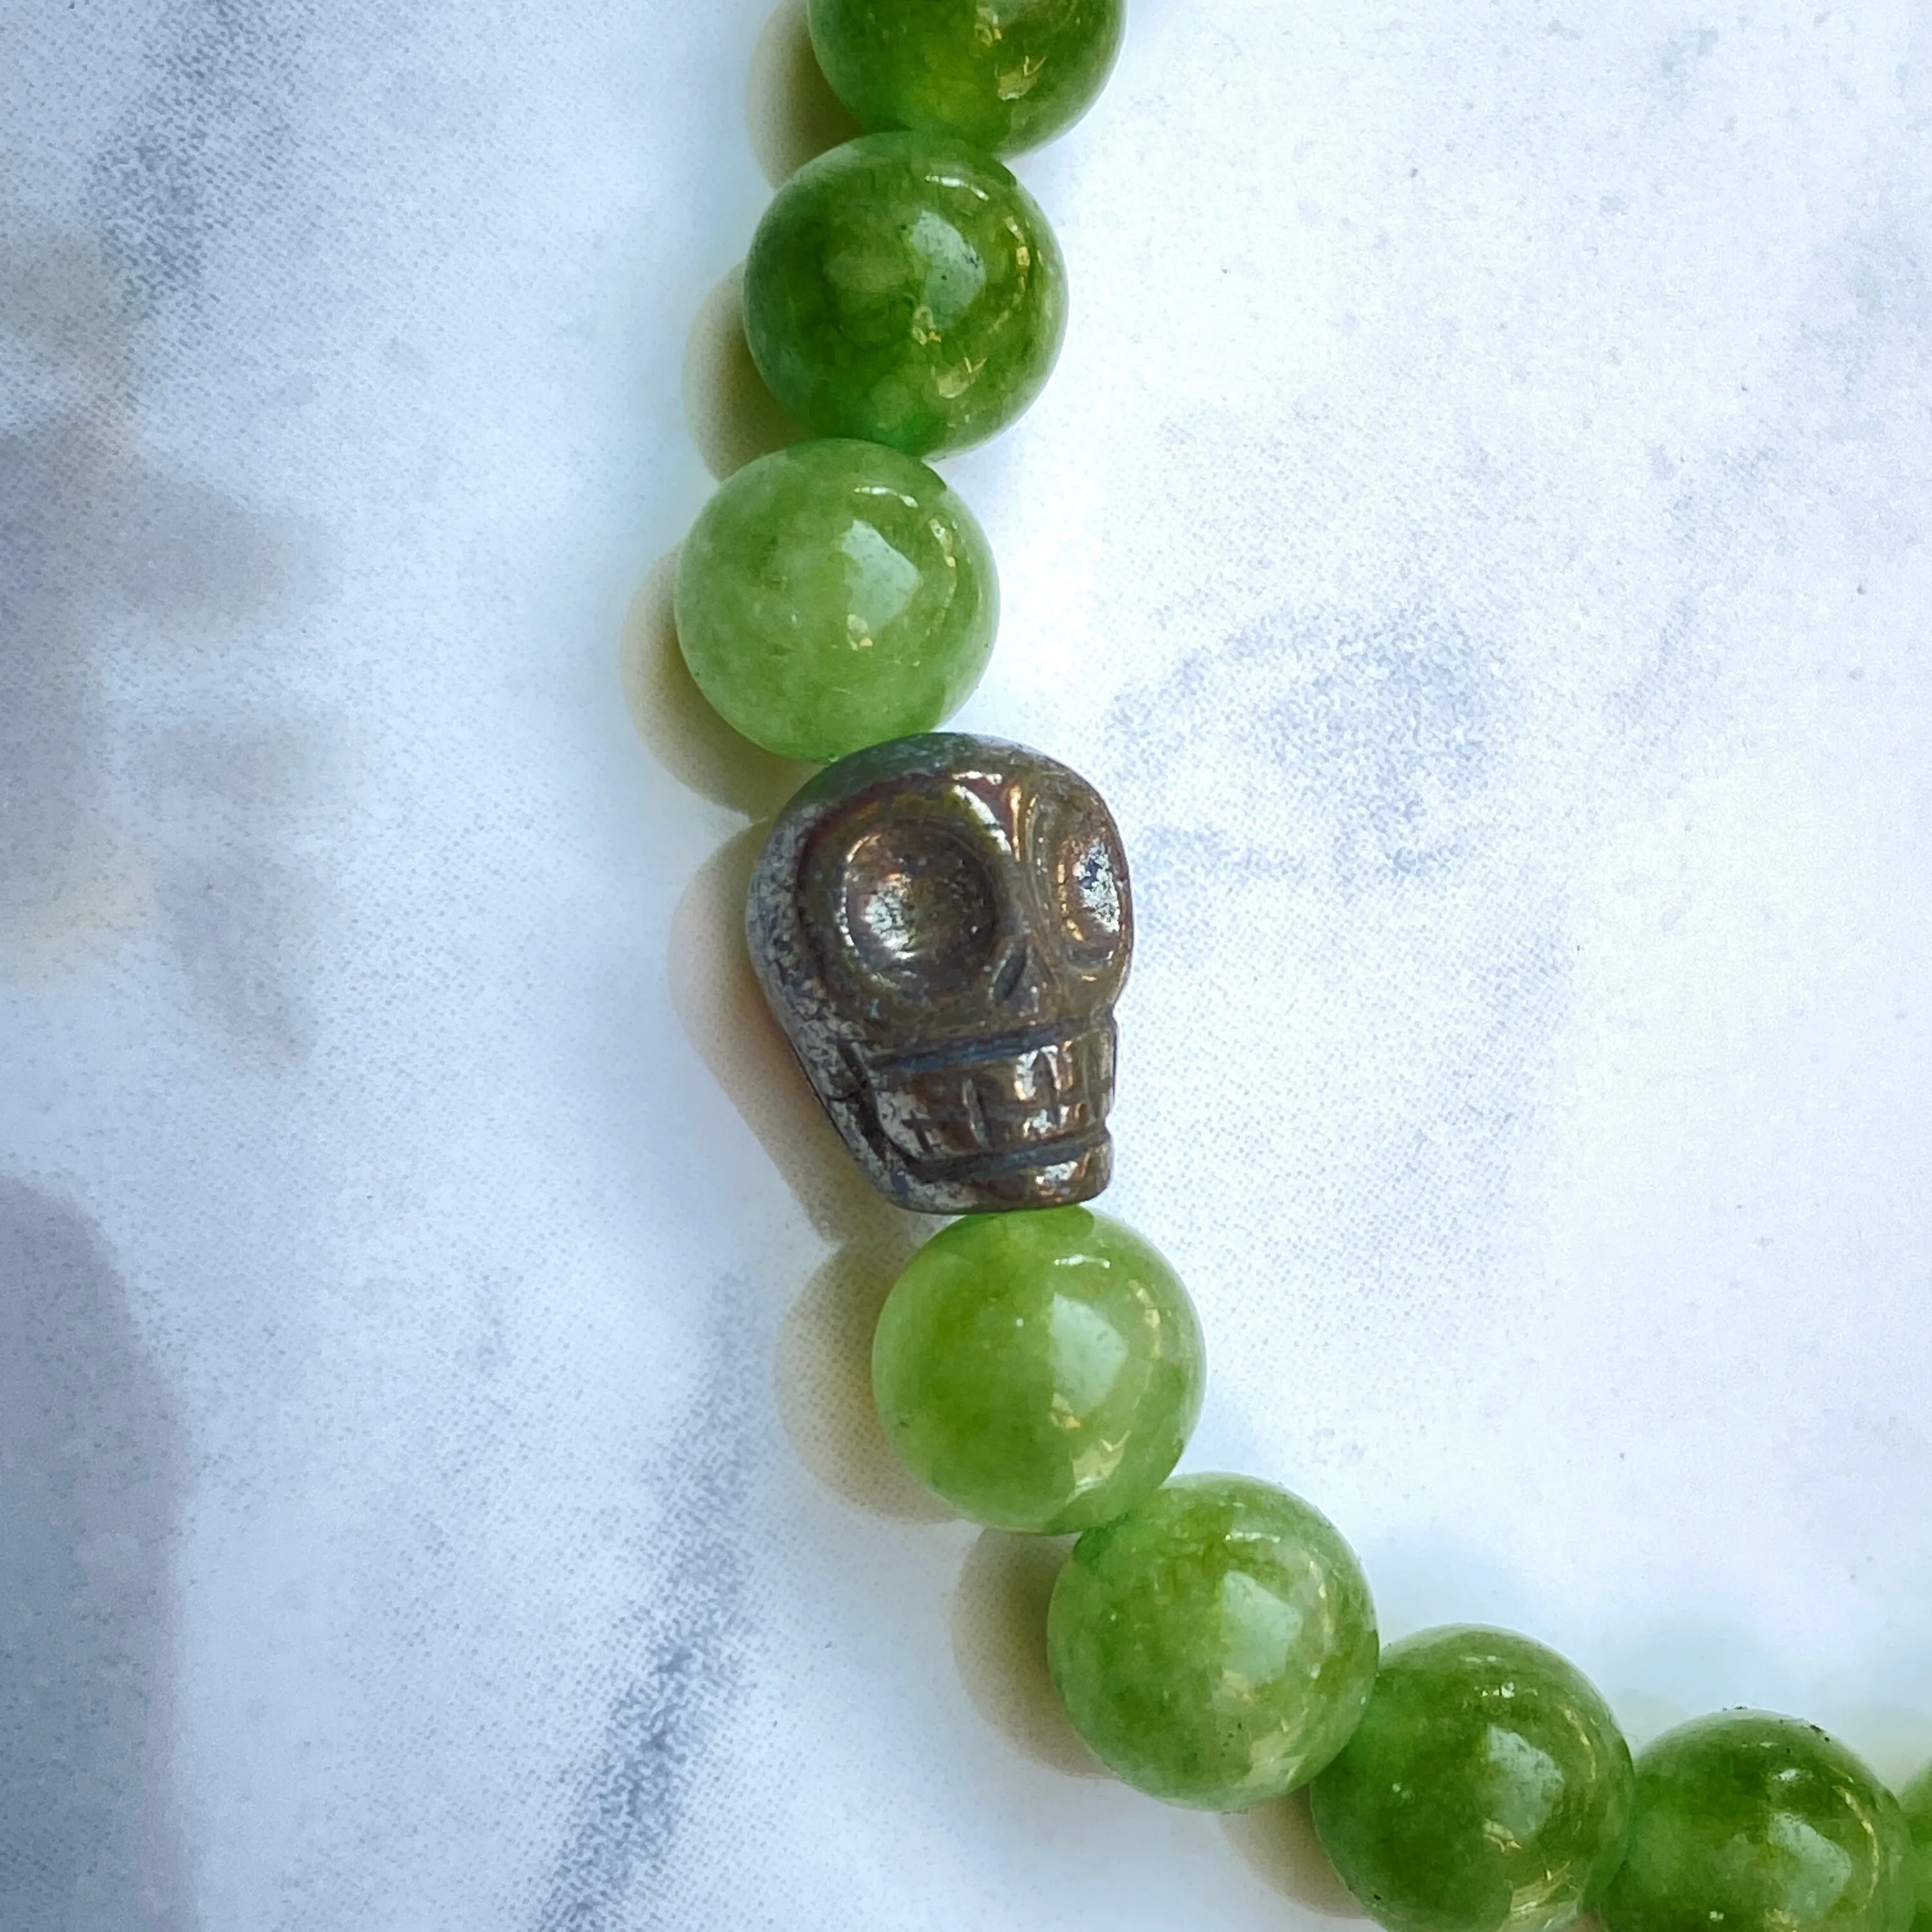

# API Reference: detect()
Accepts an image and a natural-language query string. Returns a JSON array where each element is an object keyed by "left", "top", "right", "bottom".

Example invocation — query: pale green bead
[
  {"left": 1046, "top": 1474, "right": 1379, "bottom": 1810},
  {"left": 808, "top": 0, "right": 1126, "bottom": 156},
  {"left": 675, "top": 438, "right": 996, "bottom": 762},
  {"left": 871, "top": 1207, "right": 1204, "bottom": 1534},
  {"left": 1600, "top": 1712, "right": 1914, "bottom": 1932},
  {"left": 1309, "top": 1625, "right": 1635, "bottom": 1932}
]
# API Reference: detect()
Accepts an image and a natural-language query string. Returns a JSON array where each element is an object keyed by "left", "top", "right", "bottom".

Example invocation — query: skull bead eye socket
[
  {"left": 1046, "top": 801, "right": 1128, "bottom": 965},
  {"left": 841, "top": 820, "right": 1002, "bottom": 996}
]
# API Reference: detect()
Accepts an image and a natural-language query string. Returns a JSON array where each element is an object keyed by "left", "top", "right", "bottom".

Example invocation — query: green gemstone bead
[
  {"left": 1308, "top": 1625, "right": 1636, "bottom": 1932},
  {"left": 807, "top": 0, "right": 1126, "bottom": 156},
  {"left": 870, "top": 1207, "right": 1203, "bottom": 1533},
  {"left": 743, "top": 132, "right": 1067, "bottom": 457},
  {"left": 674, "top": 438, "right": 996, "bottom": 762},
  {"left": 1600, "top": 1712, "right": 1915, "bottom": 1932},
  {"left": 1046, "top": 1474, "right": 1379, "bottom": 1811},
  {"left": 1900, "top": 1765, "right": 1932, "bottom": 1932}
]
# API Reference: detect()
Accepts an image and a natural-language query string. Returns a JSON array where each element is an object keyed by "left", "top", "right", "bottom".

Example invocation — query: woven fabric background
[{"left": 4, "top": 3, "right": 1931, "bottom": 1926}]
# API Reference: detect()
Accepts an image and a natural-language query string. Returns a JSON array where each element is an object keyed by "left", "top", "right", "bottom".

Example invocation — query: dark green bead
[
  {"left": 1600, "top": 1712, "right": 1915, "bottom": 1932},
  {"left": 871, "top": 1208, "right": 1204, "bottom": 1533},
  {"left": 1308, "top": 1625, "right": 1636, "bottom": 1932},
  {"left": 675, "top": 438, "right": 996, "bottom": 762},
  {"left": 1046, "top": 1475, "right": 1379, "bottom": 1811},
  {"left": 808, "top": 0, "right": 1125, "bottom": 156},
  {"left": 1899, "top": 1764, "right": 1932, "bottom": 1932},
  {"left": 743, "top": 132, "right": 1066, "bottom": 457}
]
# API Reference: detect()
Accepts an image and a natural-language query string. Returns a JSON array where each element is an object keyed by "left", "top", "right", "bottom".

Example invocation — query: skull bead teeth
[{"left": 747, "top": 733, "right": 1132, "bottom": 1214}]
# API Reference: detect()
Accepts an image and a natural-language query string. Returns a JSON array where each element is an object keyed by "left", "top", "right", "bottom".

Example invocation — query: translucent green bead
[
  {"left": 1600, "top": 1712, "right": 1914, "bottom": 1932},
  {"left": 675, "top": 438, "right": 996, "bottom": 762},
  {"left": 870, "top": 1207, "right": 1204, "bottom": 1534},
  {"left": 743, "top": 132, "right": 1067, "bottom": 457},
  {"left": 807, "top": 0, "right": 1126, "bottom": 156},
  {"left": 1900, "top": 1765, "right": 1932, "bottom": 1932},
  {"left": 1308, "top": 1625, "right": 1636, "bottom": 1932},
  {"left": 1046, "top": 1474, "right": 1378, "bottom": 1810}
]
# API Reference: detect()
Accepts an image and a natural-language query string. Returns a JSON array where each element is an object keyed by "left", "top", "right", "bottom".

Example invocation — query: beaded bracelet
[{"left": 663, "top": 8, "right": 1932, "bottom": 1931}]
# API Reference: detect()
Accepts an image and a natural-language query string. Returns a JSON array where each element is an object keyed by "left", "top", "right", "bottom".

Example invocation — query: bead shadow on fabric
[
  {"left": 747, "top": 0, "right": 864, "bottom": 188},
  {"left": 1222, "top": 1789, "right": 1369, "bottom": 1921},
  {"left": 949, "top": 1531, "right": 1105, "bottom": 1779},
  {"left": 618, "top": 551, "right": 812, "bottom": 822},
  {"left": 682, "top": 264, "right": 806, "bottom": 482},
  {"left": 666, "top": 825, "right": 949, "bottom": 1522}
]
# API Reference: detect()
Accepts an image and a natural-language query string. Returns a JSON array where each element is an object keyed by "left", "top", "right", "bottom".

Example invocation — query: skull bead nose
[{"left": 747, "top": 732, "right": 1133, "bottom": 1215}]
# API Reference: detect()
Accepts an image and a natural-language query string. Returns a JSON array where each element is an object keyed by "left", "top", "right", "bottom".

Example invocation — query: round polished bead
[
  {"left": 871, "top": 1207, "right": 1204, "bottom": 1533},
  {"left": 1899, "top": 1765, "right": 1932, "bottom": 1932},
  {"left": 1600, "top": 1712, "right": 1914, "bottom": 1932},
  {"left": 807, "top": 0, "right": 1126, "bottom": 156},
  {"left": 743, "top": 132, "right": 1067, "bottom": 457},
  {"left": 675, "top": 438, "right": 996, "bottom": 762},
  {"left": 1308, "top": 1625, "right": 1636, "bottom": 1932},
  {"left": 1046, "top": 1474, "right": 1378, "bottom": 1810}
]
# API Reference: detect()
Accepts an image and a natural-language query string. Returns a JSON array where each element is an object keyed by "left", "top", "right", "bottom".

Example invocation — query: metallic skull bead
[{"left": 746, "top": 733, "right": 1133, "bottom": 1214}]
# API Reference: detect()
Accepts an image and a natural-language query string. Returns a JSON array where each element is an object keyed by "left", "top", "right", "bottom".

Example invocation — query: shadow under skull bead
[{"left": 747, "top": 733, "right": 1131, "bottom": 1214}]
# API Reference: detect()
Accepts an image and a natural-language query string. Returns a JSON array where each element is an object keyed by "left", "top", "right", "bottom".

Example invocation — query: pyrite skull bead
[{"left": 747, "top": 733, "right": 1131, "bottom": 1214}]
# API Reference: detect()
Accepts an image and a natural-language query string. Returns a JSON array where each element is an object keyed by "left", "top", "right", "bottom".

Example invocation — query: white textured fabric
[{"left": 4, "top": 3, "right": 1931, "bottom": 1926}]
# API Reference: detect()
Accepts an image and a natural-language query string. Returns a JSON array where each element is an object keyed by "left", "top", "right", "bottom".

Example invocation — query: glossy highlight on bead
[
  {"left": 1046, "top": 1474, "right": 1379, "bottom": 1811},
  {"left": 808, "top": 0, "right": 1126, "bottom": 156},
  {"left": 743, "top": 131, "right": 1067, "bottom": 456},
  {"left": 871, "top": 1206, "right": 1203, "bottom": 1532},
  {"left": 675, "top": 438, "right": 996, "bottom": 762},
  {"left": 1309, "top": 1625, "right": 1636, "bottom": 1932},
  {"left": 1599, "top": 1712, "right": 1914, "bottom": 1932}
]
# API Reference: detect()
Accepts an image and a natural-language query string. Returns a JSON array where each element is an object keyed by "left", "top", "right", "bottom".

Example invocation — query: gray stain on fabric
[
  {"left": 1801, "top": 179, "right": 1932, "bottom": 460},
  {"left": 1114, "top": 598, "right": 1579, "bottom": 1316},
  {"left": 532, "top": 1298, "right": 754, "bottom": 1931},
  {"left": 1, "top": 190, "right": 328, "bottom": 1060},
  {"left": 0, "top": 1176, "right": 190, "bottom": 1931},
  {"left": 88, "top": 0, "right": 307, "bottom": 316},
  {"left": 1119, "top": 602, "right": 1502, "bottom": 896},
  {"left": 1613, "top": 171, "right": 1932, "bottom": 742}
]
